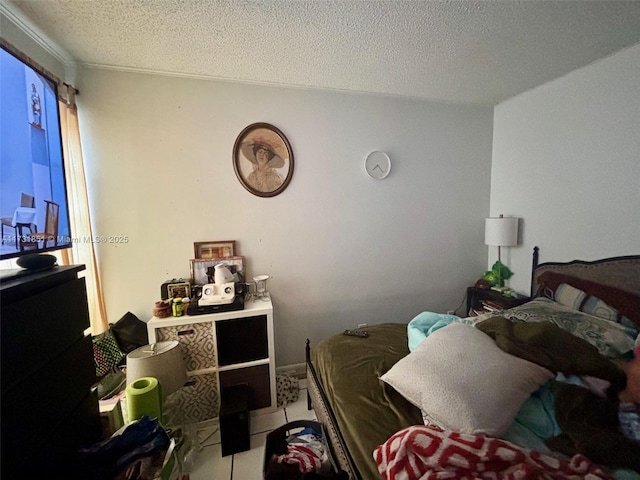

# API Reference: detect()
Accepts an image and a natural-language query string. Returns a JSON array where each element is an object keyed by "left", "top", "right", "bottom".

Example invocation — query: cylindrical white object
[{"left": 214, "top": 264, "right": 234, "bottom": 284}]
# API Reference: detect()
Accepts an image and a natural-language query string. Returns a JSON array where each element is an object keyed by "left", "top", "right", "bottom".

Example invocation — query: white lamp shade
[
  {"left": 126, "top": 341, "right": 188, "bottom": 397},
  {"left": 485, "top": 216, "right": 519, "bottom": 247}
]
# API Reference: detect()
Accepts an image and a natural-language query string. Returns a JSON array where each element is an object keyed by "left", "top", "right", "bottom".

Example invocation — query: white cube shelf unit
[{"left": 147, "top": 298, "right": 276, "bottom": 423}]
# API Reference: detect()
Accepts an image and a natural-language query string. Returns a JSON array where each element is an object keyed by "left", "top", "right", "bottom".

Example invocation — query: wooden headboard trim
[{"left": 530, "top": 246, "right": 640, "bottom": 297}]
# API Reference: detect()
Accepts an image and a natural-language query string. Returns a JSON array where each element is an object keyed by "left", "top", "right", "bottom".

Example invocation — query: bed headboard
[{"left": 530, "top": 246, "right": 640, "bottom": 297}]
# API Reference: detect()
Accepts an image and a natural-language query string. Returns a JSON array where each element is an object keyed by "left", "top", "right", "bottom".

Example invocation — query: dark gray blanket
[{"left": 477, "top": 316, "right": 639, "bottom": 473}]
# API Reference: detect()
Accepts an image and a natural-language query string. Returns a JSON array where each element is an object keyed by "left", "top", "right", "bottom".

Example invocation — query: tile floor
[{"left": 189, "top": 379, "right": 316, "bottom": 479}]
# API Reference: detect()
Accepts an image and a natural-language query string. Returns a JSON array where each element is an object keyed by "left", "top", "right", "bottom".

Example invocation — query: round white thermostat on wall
[{"left": 364, "top": 151, "right": 391, "bottom": 180}]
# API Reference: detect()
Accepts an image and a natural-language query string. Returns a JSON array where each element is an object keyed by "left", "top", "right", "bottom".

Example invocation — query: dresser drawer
[
  {"left": 219, "top": 364, "right": 271, "bottom": 410},
  {"left": 2, "top": 335, "right": 96, "bottom": 469},
  {"left": 1, "top": 277, "right": 89, "bottom": 393},
  {"left": 216, "top": 315, "right": 268, "bottom": 366},
  {"left": 155, "top": 321, "right": 215, "bottom": 371}
]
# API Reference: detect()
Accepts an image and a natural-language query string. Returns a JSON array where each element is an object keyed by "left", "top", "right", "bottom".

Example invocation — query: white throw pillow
[{"left": 380, "top": 322, "right": 554, "bottom": 436}]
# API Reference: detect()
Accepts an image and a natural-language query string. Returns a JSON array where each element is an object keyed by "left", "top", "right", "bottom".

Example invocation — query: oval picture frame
[{"left": 233, "top": 123, "right": 294, "bottom": 197}]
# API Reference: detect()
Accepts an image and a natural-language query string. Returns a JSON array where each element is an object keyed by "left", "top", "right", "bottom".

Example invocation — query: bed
[{"left": 305, "top": 247, "right": 640, "bottom": 479}]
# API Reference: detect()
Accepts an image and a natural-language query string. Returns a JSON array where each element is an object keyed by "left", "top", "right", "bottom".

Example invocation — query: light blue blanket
[{"left": 407, "top": 311, "right": 469, "bottom": 352}]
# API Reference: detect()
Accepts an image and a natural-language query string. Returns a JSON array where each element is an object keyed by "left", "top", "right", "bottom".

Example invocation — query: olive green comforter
[{"left": 312, "top": 323, "right": 422, "bottom": 480}]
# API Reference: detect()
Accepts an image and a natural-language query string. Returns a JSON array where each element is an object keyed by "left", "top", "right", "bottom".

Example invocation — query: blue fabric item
[
  {"left": 613, "top": 469, "right": 640, "bottom": 480},
  {"left": 619, "top": 405, "right": 640, "bottom": 444},
  {"left": 501, "top": 383, "right": 560, "bottom": 452},
  {"left": 407, "top": 311, "right": 464, "bottom": 352},
  {"left": 77, "top": 416, "right": 170, "bottom": 480},
  {"left": 292, "top": 427, "right": 322, "bottom": 441}
]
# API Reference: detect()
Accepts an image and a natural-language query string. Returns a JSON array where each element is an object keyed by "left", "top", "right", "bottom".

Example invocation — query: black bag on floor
[{"left": 110, "top": 311, "right": 148, "bottom": 354}]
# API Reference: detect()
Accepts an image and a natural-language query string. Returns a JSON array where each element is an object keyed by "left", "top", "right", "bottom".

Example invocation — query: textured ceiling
[{"left": 4, "top": 0, "right": 640, "bottom": 105}]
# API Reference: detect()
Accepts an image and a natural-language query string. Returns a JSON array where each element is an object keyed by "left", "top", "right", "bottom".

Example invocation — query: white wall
[
  {"left": 7, "top": 8, "right": 638, "bottom": 366},
  {"left": 76, "top": 68, "right": 493, "bottom": 365},
  {"left": 491, "top": 43, "right": 640, "bottom": 295}
]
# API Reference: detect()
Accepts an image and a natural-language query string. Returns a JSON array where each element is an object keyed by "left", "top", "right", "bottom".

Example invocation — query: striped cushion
[
  {"left": 536, "top": 271, "right": 640, "bottom": 327},
  {"left": 554, "top": 283, "right": 639, "bottom": 336},
  {"left": 555, "top": 283, "right": 586, "bottom": 311}
]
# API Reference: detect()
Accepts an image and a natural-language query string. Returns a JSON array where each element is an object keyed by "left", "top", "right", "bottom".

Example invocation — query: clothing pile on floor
[{"left": 264, "top": 425, "right": 347, "bottom": 480}]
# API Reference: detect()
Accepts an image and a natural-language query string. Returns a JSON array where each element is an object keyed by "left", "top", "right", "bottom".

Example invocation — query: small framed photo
[
  {"left": 190, "top": 256, "right": 245, "bottom": 285},
  {"left": 233, "top": 122, "right": 294, "bottom": 197},
  {"left": 194, "top": 240, "right": 236, "bottom": 259},
  {"left": 167, "top": 282, "right": 191, "bottom": 300}
]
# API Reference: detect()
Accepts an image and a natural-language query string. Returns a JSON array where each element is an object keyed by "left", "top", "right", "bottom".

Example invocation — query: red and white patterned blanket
[{"left": 374, "top": 425, "right": 615, "bottom": 480}]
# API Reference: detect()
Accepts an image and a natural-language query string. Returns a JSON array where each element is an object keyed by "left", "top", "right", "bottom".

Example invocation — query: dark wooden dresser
[{"left": 1, "top": 265, "right": 101, "bottom": 479}]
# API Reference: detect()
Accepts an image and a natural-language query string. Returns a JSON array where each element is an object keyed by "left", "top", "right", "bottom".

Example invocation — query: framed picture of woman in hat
[{"left": 233, "top": 123, "right": 294, "bottom": 197}]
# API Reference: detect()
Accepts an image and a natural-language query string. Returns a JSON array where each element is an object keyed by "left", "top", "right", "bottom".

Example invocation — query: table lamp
[
  {"left": 484, "top": 214, "right": 519, "bottom": 288},
  {"left": 126, "top": 341, "right": 187, "bottom": 422}
]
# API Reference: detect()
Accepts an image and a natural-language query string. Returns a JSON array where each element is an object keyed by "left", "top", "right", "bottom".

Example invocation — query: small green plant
[{"left": 481, "top": 261, "right": 513, "bottom": 287}]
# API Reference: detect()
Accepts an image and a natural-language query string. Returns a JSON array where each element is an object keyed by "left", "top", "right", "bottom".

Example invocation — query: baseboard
[{"left": 276, "top": 362, "right": 306, "bottom": 379}]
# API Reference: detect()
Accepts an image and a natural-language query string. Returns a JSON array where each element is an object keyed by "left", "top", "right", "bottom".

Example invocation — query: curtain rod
[{"left": 0, "top": 37, "right": 79, "bottom": 98}]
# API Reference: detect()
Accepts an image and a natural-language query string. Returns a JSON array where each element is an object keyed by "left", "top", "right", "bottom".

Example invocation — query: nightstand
[{"left": 466, "top": 287, "right": 530, "bottom": 317}]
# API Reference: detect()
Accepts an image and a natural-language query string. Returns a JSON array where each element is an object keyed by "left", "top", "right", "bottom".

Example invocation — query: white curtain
[{"left": 56, "top": 87, "right": 108, "bottom": 334}]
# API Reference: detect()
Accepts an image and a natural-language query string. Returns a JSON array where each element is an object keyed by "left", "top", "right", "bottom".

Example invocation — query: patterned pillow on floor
[
  {"left": 276, "top": 373, "right": 300, "bottom": 407},
  {"left": 92, "top": 328, "right": 125, "bottom": 378}
]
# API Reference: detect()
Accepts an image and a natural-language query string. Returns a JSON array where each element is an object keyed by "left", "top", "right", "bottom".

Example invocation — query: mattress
[{"left": 311, "top": 323, "right": 422, "bottom": 480}]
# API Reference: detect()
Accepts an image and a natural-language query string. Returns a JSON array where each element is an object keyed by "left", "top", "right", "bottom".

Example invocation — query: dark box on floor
[{"left": 220, "top": 383, "right": 250, "bottom": 456}]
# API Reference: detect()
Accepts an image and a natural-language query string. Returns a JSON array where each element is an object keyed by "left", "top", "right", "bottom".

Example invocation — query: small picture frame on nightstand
[{"left": 167, "top": 282, "right": 191, "bottom": 300}]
